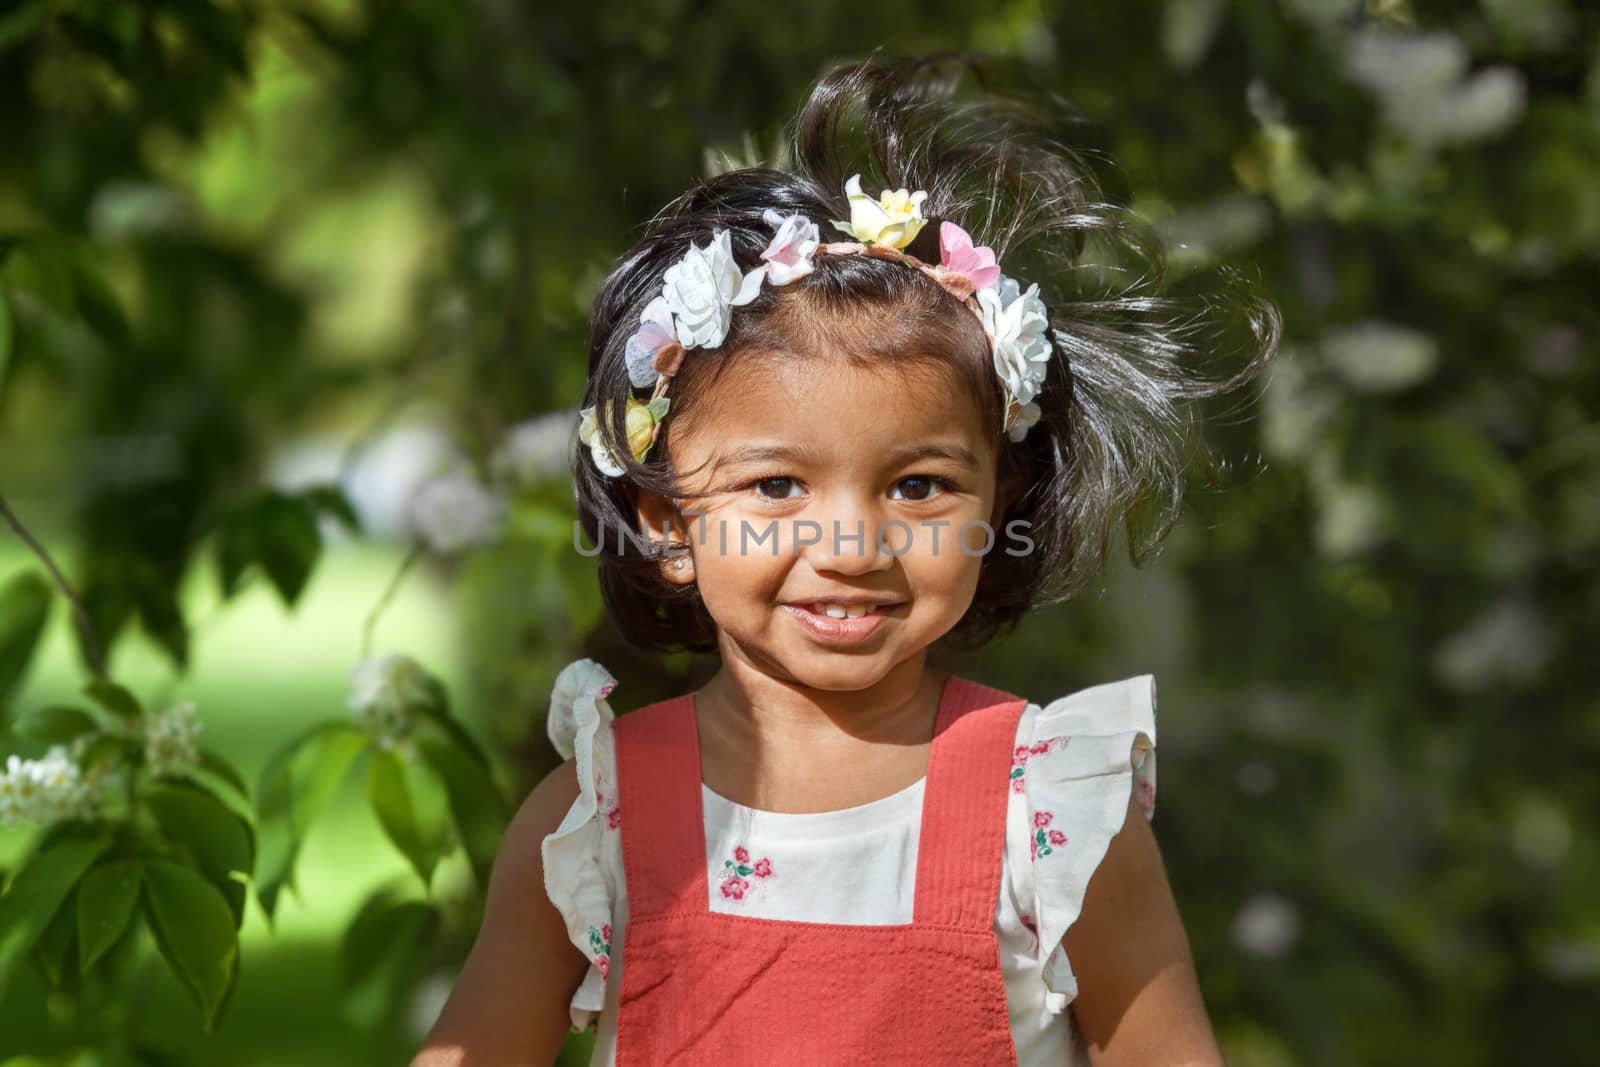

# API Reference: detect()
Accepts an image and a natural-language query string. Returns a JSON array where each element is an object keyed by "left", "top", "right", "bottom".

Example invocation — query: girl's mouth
[{"left": 780, "top": 602, "right": 903, "bottom": 646}]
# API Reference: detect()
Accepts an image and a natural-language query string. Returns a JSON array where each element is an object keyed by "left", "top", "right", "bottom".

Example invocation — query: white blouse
[{"left": 539, "top": 660, "right": 1158, "bottom": 1066}]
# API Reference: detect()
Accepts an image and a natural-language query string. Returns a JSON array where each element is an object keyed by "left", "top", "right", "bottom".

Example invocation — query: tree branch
[{"left": 0, "top": 490, "right": 108, "bottom": 679}]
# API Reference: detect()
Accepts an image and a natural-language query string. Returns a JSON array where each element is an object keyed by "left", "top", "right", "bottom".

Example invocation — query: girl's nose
[{"left": 798, "top": 513, "right": 895, "bottom": 575}]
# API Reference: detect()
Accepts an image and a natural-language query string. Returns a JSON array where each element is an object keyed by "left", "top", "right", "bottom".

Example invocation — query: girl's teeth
[{"left": 815, "top": 603, "right": 870, "bottom": 619}]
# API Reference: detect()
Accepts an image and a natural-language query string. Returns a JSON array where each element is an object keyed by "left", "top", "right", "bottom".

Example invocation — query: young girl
[{"left": 419, "top": 52, "right": 1277, "bottom": 1066}]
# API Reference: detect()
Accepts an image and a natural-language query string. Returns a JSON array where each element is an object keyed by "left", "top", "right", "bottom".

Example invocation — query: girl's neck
[{"left": 695, "top": 652, "right": 948, "bottom": 753}]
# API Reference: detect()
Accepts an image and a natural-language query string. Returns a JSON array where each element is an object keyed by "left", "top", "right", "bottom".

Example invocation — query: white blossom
[
  {"left": 1231, "top": 892, "right": 1301, "bottom": 958},
  {"left": 977, "top": 274, "right": 1053, "bottom": 407},
  {"left": 145, "top": 701, "right": 203, "bottom": 779},
  {"left": 492, "top": 410, "right": 574, "bottom": 487},
  {"left": 348, "top": 653, "right": 433, "bottom": 742},
  {"left": 0, "top": 747, "right": 97, "bottom": 827},
  {"left": 409, "top": 472, "right": 506, "bottom": 553},
  {"left": 660, "top": 230, "right": 765, "bottom": 350}
]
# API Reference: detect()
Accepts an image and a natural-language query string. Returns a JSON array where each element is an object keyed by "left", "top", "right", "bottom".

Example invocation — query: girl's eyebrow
[{"left": 714, "top": 442, "right": 981, "bottom": 470}]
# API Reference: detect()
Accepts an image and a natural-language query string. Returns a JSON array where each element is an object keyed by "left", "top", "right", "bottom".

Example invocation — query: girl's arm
[
  {"left": 412, "top": 759, "right": 590, "bottom": 1067},
  {"left": 1062, "top": 794, "right": 1224, "bottom": 1066}
]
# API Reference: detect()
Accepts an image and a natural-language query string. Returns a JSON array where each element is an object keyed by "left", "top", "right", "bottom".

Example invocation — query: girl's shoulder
[{"left": 1007, "top": 673, "right": 1158, "bottom": 1008}]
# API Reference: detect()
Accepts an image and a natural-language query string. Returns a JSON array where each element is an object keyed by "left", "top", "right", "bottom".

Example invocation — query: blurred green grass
[{"left": 0, "top": 540, "right": 480, "bottom": 1065}]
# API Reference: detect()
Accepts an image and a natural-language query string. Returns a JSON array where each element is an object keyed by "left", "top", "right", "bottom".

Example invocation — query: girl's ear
[{"left": 635, "top": 489, "right": 697, "bottom": 586}]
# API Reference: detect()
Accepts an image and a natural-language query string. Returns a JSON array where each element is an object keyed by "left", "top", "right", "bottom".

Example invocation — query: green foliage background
[{"left": 1, "top": 1, "right": 1597, "bottom": 1064}]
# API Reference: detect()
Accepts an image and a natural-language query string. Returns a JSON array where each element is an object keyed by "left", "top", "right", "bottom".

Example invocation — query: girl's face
[{"left": 638, "top": 351, "right": 1014, "bottom": 693}]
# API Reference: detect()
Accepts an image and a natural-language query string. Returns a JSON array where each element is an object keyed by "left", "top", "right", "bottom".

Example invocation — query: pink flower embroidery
[
  {"left": 717, "top": 843, "right": 773, "bottom": 903},
  {"left": 587, "top": 923, "right": 612, "bottom": 977},
  {"left": 1030, "top": 809, "right": 1063, "bottom": 858},
  {"left": 1010, "top": 735, "right": 1068, "bottom": 794},
  {"left": 1135, "top": 780, "right": 1156, "bottom": 814},
  {"left": 605, "top": 804, "right": 621, "bottom": 829}
]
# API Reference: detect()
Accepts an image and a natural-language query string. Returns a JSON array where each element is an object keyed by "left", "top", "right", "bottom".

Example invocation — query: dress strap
[
  {"left": 612, "top": 694, "right": 706, "bottom": 920},
  {"left": 913, "top": 676, "right": 1027, "bottom": 931}
]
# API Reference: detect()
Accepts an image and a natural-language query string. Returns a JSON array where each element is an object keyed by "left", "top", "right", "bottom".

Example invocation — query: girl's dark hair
[{"left": 576, "top": 50, "right": 1281, "bottom": 655}]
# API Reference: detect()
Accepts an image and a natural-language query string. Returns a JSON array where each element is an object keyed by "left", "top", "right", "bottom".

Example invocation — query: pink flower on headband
[
  {"left": 624, "top": 295, "right": 678, "bottom": 388},
  {"left": 760, "top": 209, "right": 821, "bottom": 286},
  {"left": 938, "top": 221, "right": 1001, "bottom": 292}
]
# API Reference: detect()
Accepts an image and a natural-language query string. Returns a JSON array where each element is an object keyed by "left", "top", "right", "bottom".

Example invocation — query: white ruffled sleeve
[
  {"left": 538, "top": 658, "right": 623, "bottom": 1032},
  {"left": 1013, "top": 674, "right": 1158, "bottom": 1012}
]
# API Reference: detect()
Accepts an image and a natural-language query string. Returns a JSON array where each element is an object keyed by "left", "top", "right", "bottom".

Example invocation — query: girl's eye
[
  {"left": 889, "top": 476, "right": 954, "bottom": 502},
  {"left": 752, "top": 476, "right": 804, "bottom": 501}
]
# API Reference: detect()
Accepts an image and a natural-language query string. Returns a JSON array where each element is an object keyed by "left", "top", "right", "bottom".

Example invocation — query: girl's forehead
[{"left": 677, "top": 352, "right": 991, "bottom": 460}]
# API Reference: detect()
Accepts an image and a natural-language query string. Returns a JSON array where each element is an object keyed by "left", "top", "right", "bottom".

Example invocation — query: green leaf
[
  {"left": 367, "top": 748, "right": 452, "bottom": 889},
  {"left": 0, "top": 286, "right": 12, "bottom": 400},
  {"left": 0, "top": 1, "right": 51, "bottom": 56},
  {"left": 84, "top": 678, "right": 143, "bottom": 721},
  {"left": 34, "top": 883, "right": 79, "bottom": 989},
  {"left": 145, "top": 780, "right": 254, "bottom": 926},
  {"left": 174, "top": 749, "right": 255, "bottom": 828},
  {"left": 301, "top": 485, "right": 362, "bottom": 534},
  {"left": 414, "top": 735, "right": 507, "bottom": 893},
  {"left": 13, "top": 704, "right": 101, "bottom": 744},
  {"left": 77, "top": 860, "right": 141, "bottom": 972},
  {"left": 254, "top": 722, "right": 367, "bottom": 921},
  {"left": 215, "top": 506, "right": 257, "bottom": 601},
  {"left": 141, "top": 859, "right": 239, "bottom": 1031},
  {"left": 69, "top": 258, "right": 131, "bottom": 348},
  {"left": 0, "top": 832, "right": 112, "bottom": 1003},
  {"left": 6, "top": 240, "right": 75, "bottom": 317},
  {"left": 216, "top": 491, "right": 325, "bottom": 607},
  {"left": 257, "top": 493, "right": 322, "bottom": 608},
  {"left": 132, "top": 568, "right": 189, "bottom": 670},
  {"left": 197, "top": 747, "right": 250, "bottom": 799},
  {"left": 411, "top": 674, "right": 492, "bottom": 770},
  {"left": 0, "top": 570, "right": 52, "bottom": 712},
  {"left": 337, "top": 884, "right": 438, "bottom": 1029}
]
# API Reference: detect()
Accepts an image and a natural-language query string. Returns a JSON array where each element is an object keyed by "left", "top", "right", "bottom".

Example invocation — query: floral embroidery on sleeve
[
  {"left": 1009, "top": 735, "right": 1070, "bottom": 794},
  {"left": 1030, "top": 810, "right": 1069, "bottom": 859},
  {"left": 1134, "top": 779, "right": 1156, "bottom": 816},
  {"left": 587, "top": 923, "right": 612, "bottom": 978},
  {"left": 717, "top": 844, "right": 774, "bottom": 901}
]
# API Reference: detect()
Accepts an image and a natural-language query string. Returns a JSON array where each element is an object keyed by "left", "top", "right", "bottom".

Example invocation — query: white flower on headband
[
  {"left": 759, "top": 209, "right": 820, "bottom": 285},
  {"left": 831, "top": 174, "right": 928, "bottom": 249},
  {"left": 1007, "top": 400, "right": 1042, "bottom": 442},
  {"left": 978, "top": 273, "right": 1053, "bottom": 409},
  {"left": 662, "top": 229, "right": 765, "bottom": 350}
]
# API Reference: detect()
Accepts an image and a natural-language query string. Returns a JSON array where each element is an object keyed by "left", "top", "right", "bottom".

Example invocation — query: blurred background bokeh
[{"left": 1, "top": 1, "right": 1596, "bottom": 1064}]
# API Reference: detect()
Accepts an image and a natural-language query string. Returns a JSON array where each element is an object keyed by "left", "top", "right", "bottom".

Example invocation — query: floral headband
[{"left": 578, "top": 174, "right": 1053, "bottom": 476}]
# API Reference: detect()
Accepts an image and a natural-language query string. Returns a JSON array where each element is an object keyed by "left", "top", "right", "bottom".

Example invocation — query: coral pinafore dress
[{"left": 610, "top": 676, "right": 1025, "bottom": 1063}]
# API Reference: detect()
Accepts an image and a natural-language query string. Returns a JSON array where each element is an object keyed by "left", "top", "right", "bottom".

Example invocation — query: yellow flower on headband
[
  {"left": 831, "top": 174, "right": 928, "bottom": 249},
  {"left": 578, "top": 395, "right": 670, "bottom": 475}
]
